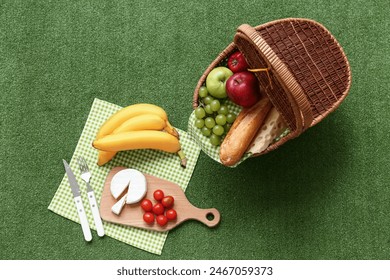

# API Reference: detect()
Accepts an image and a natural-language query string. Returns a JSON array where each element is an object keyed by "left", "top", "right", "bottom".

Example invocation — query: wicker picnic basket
[{"left": 193, "top": 18, "right": 351, "bottom": 157}]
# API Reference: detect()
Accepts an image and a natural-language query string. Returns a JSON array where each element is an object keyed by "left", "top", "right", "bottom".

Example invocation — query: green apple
[{"left": 206, "top": 67, "right": 233, "bottom": 98}]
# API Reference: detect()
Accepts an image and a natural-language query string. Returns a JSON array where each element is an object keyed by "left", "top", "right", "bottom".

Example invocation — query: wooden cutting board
[{"left": 100, "top": 167, "right": 220, "bottom": 232}]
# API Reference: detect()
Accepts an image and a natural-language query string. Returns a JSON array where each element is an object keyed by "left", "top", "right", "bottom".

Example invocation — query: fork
[{"left": 78, "top": 156, "right": 105, "bottom": 237}]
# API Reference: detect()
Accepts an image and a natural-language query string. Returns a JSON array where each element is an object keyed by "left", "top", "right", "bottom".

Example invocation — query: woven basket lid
[{"left": 234, "top": 18, "right": 351, "bottom": 138}]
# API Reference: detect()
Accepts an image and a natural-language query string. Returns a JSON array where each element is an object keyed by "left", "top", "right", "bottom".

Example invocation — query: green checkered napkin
[
  {"left": 187, "top": 99, "right": 252, "bottom": 167},
  {"left": 48, "top": 98, "right": 201, "bottom": 255}
]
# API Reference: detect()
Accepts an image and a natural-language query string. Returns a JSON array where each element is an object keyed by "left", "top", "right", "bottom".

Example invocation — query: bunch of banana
[{"left": 92, "top": 103, "right": 186, "bottom": 167}]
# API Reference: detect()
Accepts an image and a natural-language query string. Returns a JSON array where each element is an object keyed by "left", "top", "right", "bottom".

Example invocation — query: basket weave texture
[{"left": 193, "top": 18, "right": 351, "bottom": 156}]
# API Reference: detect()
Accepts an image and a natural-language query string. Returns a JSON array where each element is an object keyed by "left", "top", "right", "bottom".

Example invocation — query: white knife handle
[
  {"left": 74, "top": 196, "right": 92, "bottom": 242},
  {"left": 87, "top": 191, "right": 105, "bottom": 237}
]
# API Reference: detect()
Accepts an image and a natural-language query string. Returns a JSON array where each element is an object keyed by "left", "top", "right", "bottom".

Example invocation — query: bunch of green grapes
[{"left": 194, "top": 86, "right": 237, "bottom": 146}]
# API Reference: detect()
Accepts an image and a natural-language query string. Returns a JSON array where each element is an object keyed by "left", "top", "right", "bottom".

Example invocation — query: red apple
[
  {"left": 226, "top": 71, "right": 260, "bottom": 107},
  {"left": 227, "top": 51, "right": 249, "bottom": 73}
]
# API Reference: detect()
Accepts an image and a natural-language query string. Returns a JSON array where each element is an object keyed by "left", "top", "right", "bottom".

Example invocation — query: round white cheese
[
  {"left": 110, "top": 168, "right": 147, "bottom": 209},
  {"left": 125, "top": 169, "right": 147, "bottom": 204}
]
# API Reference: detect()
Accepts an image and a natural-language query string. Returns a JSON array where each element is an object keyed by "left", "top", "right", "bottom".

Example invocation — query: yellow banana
[
  {"left": 96, "top": 103, "right": 179, "bottom": 139},
  {"left": 96, "top": 114, "right": 172, "bottom": 166},
  {"left": 112, "top": 114, "right": 167, "bottom": 134},
  {"left": 93, "top": 131, "right": 181, "bottom": 153},
  {"left": 97, "top": 151, "right": 116, "bottom": 166}
]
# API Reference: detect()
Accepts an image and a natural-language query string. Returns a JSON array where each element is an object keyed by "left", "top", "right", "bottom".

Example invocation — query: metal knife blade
[{"left": 63, "top": 159, "right": 81, "bottom": 197}]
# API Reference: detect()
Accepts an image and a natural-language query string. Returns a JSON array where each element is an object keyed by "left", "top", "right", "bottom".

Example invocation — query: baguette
[{"left": 220, "top": 98, "right": 272, "bottom": 166}]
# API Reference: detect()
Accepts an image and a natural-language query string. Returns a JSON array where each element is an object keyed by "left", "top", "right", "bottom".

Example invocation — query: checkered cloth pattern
[{"left": 48, "top": 98, "right": 201, "bottom": 255}]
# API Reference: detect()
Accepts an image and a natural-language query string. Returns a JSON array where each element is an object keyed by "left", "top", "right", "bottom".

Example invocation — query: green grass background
[{"left": 1, "top": 0, "right": 389, "bottom": 260}]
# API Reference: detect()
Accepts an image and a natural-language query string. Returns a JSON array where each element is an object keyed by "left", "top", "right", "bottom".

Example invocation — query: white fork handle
[
  {"left": 74, "top": 196, "right": 92, "bottom": 242},
  {"left": 87, "top": 191, "right": 105, "bottom": 237}
]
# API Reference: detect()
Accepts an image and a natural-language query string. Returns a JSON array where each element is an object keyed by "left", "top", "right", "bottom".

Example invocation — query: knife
[{"left": 63, "top": 159, "right": 92, "bottom": 242}]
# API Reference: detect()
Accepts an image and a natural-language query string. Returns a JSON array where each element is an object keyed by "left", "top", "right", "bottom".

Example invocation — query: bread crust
[{"left": 220, "top": 98, "right": 272, "bottom": 166}]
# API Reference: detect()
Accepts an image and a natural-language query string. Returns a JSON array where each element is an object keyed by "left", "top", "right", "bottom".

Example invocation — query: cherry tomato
[
  {"left": 153, "top": 189, "right": 165, "bottom": 201},
  {"left": 166, "top": 209, "right": 177, "bottom": 220},
  {"left": 156, "top": 215, "right": 168, "bottom": 226},
  {"left": 143, "top": 212, "right": 154, "bottom": 224},
  {"left": 153, "top": 203, "right": 165, "bottom": 215},
  {"left": 161, "top": 196, "right": 174, "bottom": 208},
  {"left": 140, "top": 199, "right": 153, "bottom": 212}
]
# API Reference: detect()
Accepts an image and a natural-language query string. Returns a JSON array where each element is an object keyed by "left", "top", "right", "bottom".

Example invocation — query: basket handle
[{"left": 236, "top": 24, "right": 313, "bottom": 133}]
